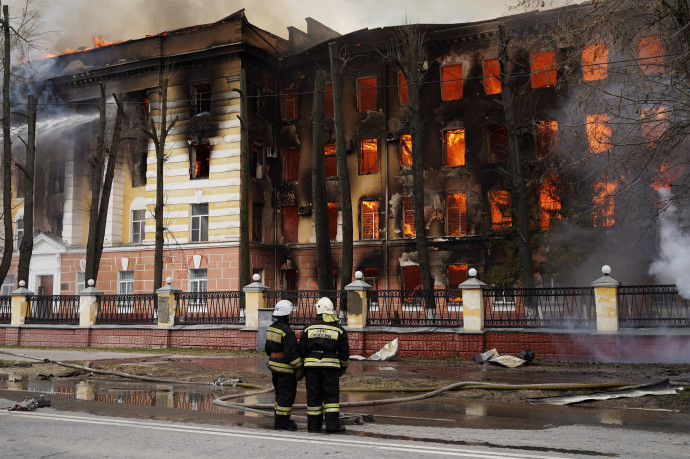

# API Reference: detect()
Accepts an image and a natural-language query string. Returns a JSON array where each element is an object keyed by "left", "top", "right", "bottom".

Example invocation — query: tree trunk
[
  {"left": 239, "top": 69, "right": 250, "bottom": 290},
  {"left": 0, "top": 5, "right": 13, "bottom": 285},
  {"left": 17, "top": 95, "right": 36, "bottom": 284},
  {"left": 153, "top": 79, "right": 169, "bottom": 292},
  {"left": 312, "top": 71, "right": 332, "bottom": 291},
  {"left": 329, "top": 42, "right": 353, "bottom": 309}
]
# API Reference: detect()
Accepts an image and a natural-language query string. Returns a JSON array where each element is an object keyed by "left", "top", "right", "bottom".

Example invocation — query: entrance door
[{"left": 37, "top": 275, "right": 53, "bottom": 295}]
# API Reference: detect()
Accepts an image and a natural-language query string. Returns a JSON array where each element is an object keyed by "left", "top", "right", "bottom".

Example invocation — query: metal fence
[
  {"left": 265, "top": 290, "right": 345, "bottom": 325},
  {"left": 176, "top": 291, "right": 244, "bottom": 325},
  {"left": 483, "top": 287, "right": 596, "bottom": 329},
  {"left": 0, "top": 295, "right": 11, "bottom": 324},
  {"left": 97, "top": 294, "right": 157, "bottom": 325},
  {"left": 25, "top": 295, "right": 80, "bottom": 325},
  {"left": 618, "top": 285, "right": 690, "bottom": 328},
  {"left": 366, "top": 289, "right": 464, "bottom": 327}
]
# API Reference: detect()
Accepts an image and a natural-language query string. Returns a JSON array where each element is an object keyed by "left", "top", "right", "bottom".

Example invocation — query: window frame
[
  {"left": 281, "top": 87, "right": 299, "bottom": 121},
  {"left": 360, "top": 199, "right": 380, "bottom": 240},
  {"left": 193, "top": 83, "right": 212, "bottom": 115},
  {"left": 402, "top": 197, "right": 415, "bottom": 238},
  {"left": 356, "top": 76, "right": 377, "bottom": 112},
  {"left": 117, "top": 270, "right": 135, "bottom": 312},
  {"left": 487, "top": 125, "right": 509, "bottom": 163},
  {"left": 282, "top": 147, "right": 299, "bottom": 181},
  {"left": 1, "top": 274, "right": 15, "bottom": 295},
  {"left": 489, "top": 190, "right": 512, "bottom": 230},
  {"left": 398, "top": 71, "right": 409, "bottom": 105},
  {"left": 358, "top": 138, "right": 378, "bottom": 175},
  {"left": 190, "top": 203, "right": 209, "bottom": 243},
  {"left": 190, "top": 144, "right": 211, "bottom": 179},
  {"left": 444, "top": 128, "right": 466, "bottom": 167},
  {"left": 445, "top": 193, "right": 467, "bottom": 236},
  {"left": 324, "top": 143, "right": 337, "bottom": 178},
  {"left": 483, "top": 59, "right": 501, "bottom": 95},
  {"left": 530, "top": 51, "right": 557, "bottom": 88},
  {"left": 441, "top": 64, "right": 463, "bottom": 101},
  {"left": 131, "top": 209, "right": 146, "bottom": 243}
]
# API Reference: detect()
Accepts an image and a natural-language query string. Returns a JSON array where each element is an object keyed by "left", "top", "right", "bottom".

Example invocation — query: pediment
[{"left": 32, "top": 233, "right": 68, "bottom": 255}]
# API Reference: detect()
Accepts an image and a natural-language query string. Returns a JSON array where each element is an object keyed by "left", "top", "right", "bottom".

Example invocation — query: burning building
[{"left": 0, "top": 4, "right": 676, "bottom": 296}]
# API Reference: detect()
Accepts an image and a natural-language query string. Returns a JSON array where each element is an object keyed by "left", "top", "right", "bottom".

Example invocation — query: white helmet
[
  {"left": 273, "top": 299, "right": 294, "bottom": 316},
  {"left": 315, "top": 297, "right": 335, "bottom": 315}
]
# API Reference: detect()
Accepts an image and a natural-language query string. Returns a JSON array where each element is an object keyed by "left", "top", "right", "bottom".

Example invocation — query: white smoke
[{"left": 648, "top": 187, "right": 690, "bottom": 298}]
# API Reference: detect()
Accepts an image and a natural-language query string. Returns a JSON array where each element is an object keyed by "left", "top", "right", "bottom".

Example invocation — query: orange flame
[
  {"left": 586, "top": 114, "right": 612, "bottom": 154},
  {"left": 539, "top": 176, "right": 561, "bottom": 230},
  {"left": 593, "top": 179, "right": 616, "bottom": 227},
  {"left": 42, "top": 36, "right": 122, "bottom": 59},
  {"left": 582, "top": 43, "right": 608, "bottom": 81},
  {"left": 445, "top": 129, "right": 465, "bottom": 166}
]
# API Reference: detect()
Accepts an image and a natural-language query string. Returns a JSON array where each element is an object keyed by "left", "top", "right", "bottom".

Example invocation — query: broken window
[
  {"left": 446, "top": 193, "right": 467, "bottom": 236},
  {"left": 402, "top": 197, "right": 415, "bottom": 237},
  {"left": 582, "top": 43, "right": 608, "bottom": 81},
  {"left": 539, "top": 175, "right": 561, "bottom": 230},
  {"left": 328, "top": 201, "right": 338, "bottom": 241},
  {"left": 484, "top": 58, "right": 501, "bottom": 95},
  {"left": 638, "top": 36, "right": 664, "bottom": 75},
  {"left": 586, "top": 114, "right": 612, "bottom": 154},
  {"left": 252, "top": 203, "right": 263, "bottom": 242},
  {"left": 282, "top": 205, "right": 298, "bottom": 243},
  {"left": 444, "top": 128, "right": 465, "bottom": 167},
  {"left": 535, "top": 120, "right": 558, "bottom": 158},
  {"left": 357, "top": 76, "right": 377, "bottom": 111},
  {"left": 641, "top": 107, "right": 668, "bottom": 146},
  {"left": 324, "top": 82, "right": 334, "bottom": 116},
  {"left": 359, "top": 138, "right": 378, "bottom": 175},
  {"left": 403, "top": 265, "right": 422, "bottom": 291},
  {"left": 190, "top": 144, "right": 210, "bottom": 179},
  {"left": 447, "top": 264, "right": 468, "bottom": 305},
  {"left": 398, "top": 72, "right": 409, "bottom": 105},
  {"left": 400, "top": 134, "right": 412, "bottom": 169},
  {"left": 487, "top": 125, "right": 508, "bottom": 163},
  {"left": 131, "top": 209, "right": 145, "bottom": 243},
  {"left": 441, "top": 65, "right": 463, "bottom": 100},
  {"left": 360, "top": 200, "right": 379, "bottom": 240},
  {"left": 131, "top": 145, "right": 148, "bottom": 188},
  {"left": 530, "top": 51, "right": 557, "bottom": 88},
  {"left": 489, "top": 190, "right": 512, "bottom": 229},
  {"left": 190, "top": 203, "right": 209, "bottom": 242},
  {"left": 48, "top": 162, "right": 65, "bottom": 194},
  {"left": 325, "top": 143, "right": 337, "bottom": 178},
  {"left": 282, "top": 147, "right": 299, "bottom": 181},
  {"left": 281, "top": 87, "right": 299, "bottom": 121},
  {"left": 193, "top": 83, "right": 211, "bottom": 115},
  {"left": 593, "top": 179, "right": 616, "bottom": 228}
]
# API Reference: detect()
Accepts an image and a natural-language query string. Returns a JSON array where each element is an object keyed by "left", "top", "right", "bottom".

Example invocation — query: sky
[{"left": 3, "top": 0, "right": 572, "bottom": 55}]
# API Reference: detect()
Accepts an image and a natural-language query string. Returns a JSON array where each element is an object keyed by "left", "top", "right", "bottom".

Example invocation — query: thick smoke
[{"left": 648, "top": 188, "right": 690, "bottom": 298}]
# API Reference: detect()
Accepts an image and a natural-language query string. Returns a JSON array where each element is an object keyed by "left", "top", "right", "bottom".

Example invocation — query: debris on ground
[
  {"left": 7, "top": 395, "right": 51, "bottom": 411},
  {"left": 350, "top": 339, "right": 398, "bottom": 361},
  {"left": 0, "top": 362, "right": 33, "bottom": 368},
  {"left": 473, "top": 348, "right": 534, "bottom": 368},
  {"left": 526, "top": 379, "right": 678, "bottom": 405}
]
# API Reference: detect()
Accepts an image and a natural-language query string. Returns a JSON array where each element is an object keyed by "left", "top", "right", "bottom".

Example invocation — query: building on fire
[{"left": 0, "top": 5, "right": 669, "bottom": 296}]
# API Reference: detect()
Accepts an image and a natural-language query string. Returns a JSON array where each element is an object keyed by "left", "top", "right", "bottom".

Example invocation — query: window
[
  {"left": 402, "top": 197, "right": 415, "bottom": 237},
  {"left": 539, "top": 175, "right": 561, "bottom": 230},
  {"left": 530, "top": 51, "right": 557, "bottom": 88},
  {"left": 487, "top": 125, "right": 508, "bottom": 163},
  {"left": 252, "top": 203, "right": 263, "bottom": 242},
  {"left": 593, "top": 179, "right": 616, "bottom": 228},
  {"left": 131, "top": 209, "right": 146, "bottom": 243},
  {"left": 483, "top": 59, "right": 501, "bottom": 95},
  {"left": 586, "top": 114, "right": 612, "bottom": 154},
  {"left": 400, "top": 134, "right": 412, "bottom": 169},
  {"left": 325, "top": 82, "right": 334, "bottom": 116},
  {"left": 191, "top": 144, "right": 210, "bottom": 179},
  {"left": 190, "top": 203, "right": 209, "bottom": 242},
  {"left": 447, "top": 264, "right": 467, "bottom": 309},
  {"left": 324, "top": 143, "right": 337, "bottom": 178},
  {"left": 189, "top": 269, "right": 207, "bottom": 293},
  {"left": 638, "top": 36, "right": 664, "bottom": 75},
  {"left": 328, "top": 202, "right": 338, "bottom": 241},
  {"left": 535, "top": 121, "right": 558, "bottom": 158},
  {"left": 132, "top": 97, "right": 149, "bottom": 187},
  {"left": 360, "top": 200, "right": 379, "bottom": 240},
  {"left": 282, "top": 147, "right": 299, "bottom": 181},
  {"left": 441, "top": 65, "right": 463, "bottom": 100},
  {"left": 193, "top": 83, "right": 211, "bottom": 115},
  {"left": 361, "top": 267, "right": 379, "bottom": 310},
  {"left": 446, "top": 193, "right": 467, "bottom": 236},
  {"left": 444, "top": 129, "right": 465, "bottom": 167},
  {"left": 281, "top": 87, "right": 299, "bottom": 121},
  {"left": 118, "top": 270, "right": 134, "bottom": 295},
  {"left": 359, "top": 138, "right": 378, "bottom": 174},
  {"left": 131, "top": 148, "right": 148, "bottom": 187},
  {"left": 357, "top": 77, "right": 377, "bottom": 111},
  {"left": 15, "top": 217, "right": 24, "bottom": 245},
  {"left": 398, "top": 72, "right": 408, "bottom": 105},
  {"left": 641, "top": 107, "right": 668, "bottom": 146},
  {"left": 1, "top": 275, "right": 15, "bottom": 295},
  {"left": 402, "top": 265, "right": 422, "bottom": 310},
  {"left": 490, "top": 190, "right": 512, "bottom": 229},
  {"left": 582, "top": 43, "right": 608, "bottom": 81},
  {"left": 282, "top": 205, "right": 298, "bottom": 243},
  {"left": 49, "top": 214, "right": 62, "bottom": 236},
  {"left": 48, "top": 162, "right": 65, "bottom": 194},
  {"left": 75, "top": 272, "right": 85, "bottom": 294}
]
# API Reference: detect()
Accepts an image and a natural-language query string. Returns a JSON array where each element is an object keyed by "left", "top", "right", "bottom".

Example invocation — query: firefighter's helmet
[
  {"left": 273, "top": 299, "right": 294, "bottom": 316},
  {"left": 315, "top": 297, "right": 335, "bottom": 315}
]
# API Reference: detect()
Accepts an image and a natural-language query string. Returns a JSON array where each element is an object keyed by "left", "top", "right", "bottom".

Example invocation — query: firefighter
[
  {"left": 265, "top": 299, "right": 304, "bottom": 431},
  {"left": 299, "top": 297, "right": 349, "bottom": 433}
]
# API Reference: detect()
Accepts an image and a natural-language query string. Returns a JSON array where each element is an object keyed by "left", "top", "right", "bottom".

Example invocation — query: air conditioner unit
[
  {"left": 298, "top": 205, "right": 312, "bottom": 216},
  {"left": 265, "top": 147, "right": 277, "bottom": 158}
]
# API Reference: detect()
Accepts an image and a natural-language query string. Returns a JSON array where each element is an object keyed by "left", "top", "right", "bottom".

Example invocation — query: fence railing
[
  {"left": 25, "top": 295, "right": 80, "bottom": 325},
  {"left": 367, "top": 289, "right": 463, "bottom": 327},
  {"left": 176, "top": 291, "right": 244, "bottom": 325},
  {"left": 97, "top": 294, "right": 157, "bottom": 325},
  {"left": 0, "top": 295, "right": 11, "bottom": 324},
  {"left": 265, "top": 290, "right": 345, "bottom": 325},
  {"left": 618, "top": 285, "right": 690, "bottom": 328},
  {"left": 483, "top": 287, "right": 596, "bottom": 329}
]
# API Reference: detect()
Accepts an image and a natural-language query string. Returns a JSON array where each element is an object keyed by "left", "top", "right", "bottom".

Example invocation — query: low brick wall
[{"left": 2, "top": 326, "right": 689, "bottom": 363}]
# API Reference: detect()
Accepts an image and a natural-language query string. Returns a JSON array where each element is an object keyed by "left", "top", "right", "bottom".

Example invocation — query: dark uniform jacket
[
  {"left": 299, "top": 316, "right": 349, "bottom": 372},
  {"left": 265, "top": 317, "right": 303, "bottom": 374}
]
